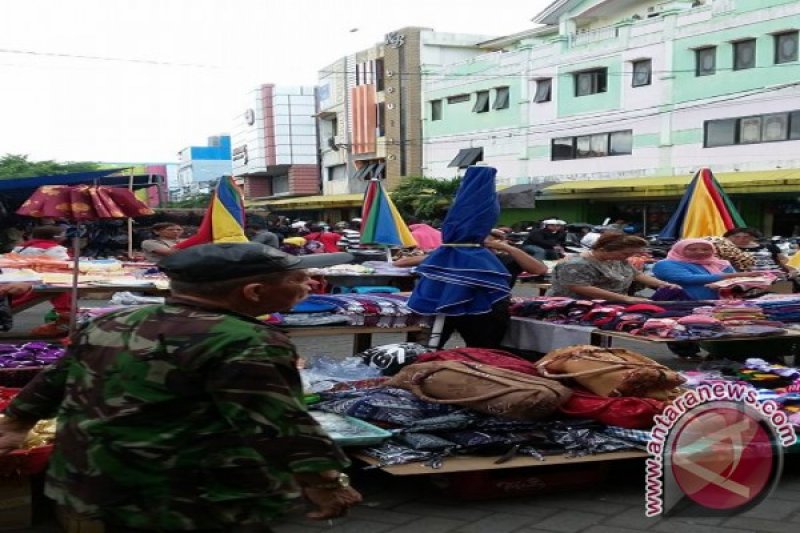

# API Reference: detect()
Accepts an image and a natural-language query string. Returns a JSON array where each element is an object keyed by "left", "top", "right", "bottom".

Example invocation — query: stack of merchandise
[
  {"left": 307, "top": 344, "right": 683, "bottom": 468},
  {"left": 0, "top": 388, "right": 56, "bottom": 475},
  {"left": 266, "top": 294, "right": 429, "bottom": 328},
  {"left": 752, "top": 295, "right": 800, "bottom": 324}
]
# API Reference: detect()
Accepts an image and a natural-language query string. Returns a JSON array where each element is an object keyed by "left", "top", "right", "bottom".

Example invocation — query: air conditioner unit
[{"left": 386, "top": 70, "right": 394, "bottom": 77}]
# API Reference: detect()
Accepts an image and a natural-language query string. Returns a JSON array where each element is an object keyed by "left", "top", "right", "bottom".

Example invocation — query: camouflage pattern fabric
[{"left": 4, "top": 298, "right": 348, "bottom": 530}]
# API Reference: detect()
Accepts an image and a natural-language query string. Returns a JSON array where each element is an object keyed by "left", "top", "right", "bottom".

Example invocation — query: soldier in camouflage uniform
[{"left": 0, "top": 243, "right": 361, "bottom": 531}]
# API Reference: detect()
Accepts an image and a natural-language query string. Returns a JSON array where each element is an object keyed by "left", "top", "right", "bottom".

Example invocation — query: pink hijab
[
  {"left": 409, "top": 223, "right": 442, "bottom": 252},
  {"left": 666, "top": 238, "right": 731, "bottom": 274}
]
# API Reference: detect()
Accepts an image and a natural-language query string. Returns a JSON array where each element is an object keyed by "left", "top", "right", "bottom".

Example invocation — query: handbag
[
  {"left": 535, "top": 345, "right": 685, "bottom": 398},
  {"left": 559, "top": 388, "right": 665, "bottom": 429},
  {"left": 386, "top": 361, "right": 571, "bottom": 420}
]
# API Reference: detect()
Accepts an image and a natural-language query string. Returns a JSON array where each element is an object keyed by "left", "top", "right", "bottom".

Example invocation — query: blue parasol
[{"left": 408, "top": 166, "right": 510, "bottom": 321}]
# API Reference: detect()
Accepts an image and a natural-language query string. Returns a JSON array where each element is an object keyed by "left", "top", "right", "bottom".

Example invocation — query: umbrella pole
[
  {"left": 386, "top": 246, "right": 393, "bottom": 265},
  {"left": 68, "top": 225, "right": 81, "bottom": 336},
  {"left": 427, "top": 314, "right": 446, "bottom": 350}
]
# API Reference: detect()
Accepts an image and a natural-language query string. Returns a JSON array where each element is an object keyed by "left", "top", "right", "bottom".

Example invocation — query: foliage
[
  {"left": 0, "top": 153, "right": 101, "bottom": 179},
  {"left": 166, "top": 193, "right": 212, "bottom": 208},
  {"left": 391, "top": 176, "right": 461, "bottom": 222}
]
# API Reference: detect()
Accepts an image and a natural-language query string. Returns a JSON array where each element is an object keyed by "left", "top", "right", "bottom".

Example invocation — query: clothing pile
[
  {"left": 271, "top": 294, "right": 429, "bottom": 328},
  {"left": 752, "top": 295, "right": 800, "bottom": 323},
  {"left": 307, "top": 345, "right": 681, "bottom": 468},
  {"left": 707, "top": 274, "right": 776, "bottom": 299},
  {"left": 510, "top": 297, "right": 791, "bottom": 341}
]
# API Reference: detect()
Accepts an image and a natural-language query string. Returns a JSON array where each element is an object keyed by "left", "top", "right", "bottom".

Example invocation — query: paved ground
[{"left": 6, "top": 285, "right": 800, "bottom": 532}]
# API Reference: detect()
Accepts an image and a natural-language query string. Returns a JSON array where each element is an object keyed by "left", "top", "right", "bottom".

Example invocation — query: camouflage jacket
[{"left": 4, "top": 299, "right": 349, "bottom": 530}]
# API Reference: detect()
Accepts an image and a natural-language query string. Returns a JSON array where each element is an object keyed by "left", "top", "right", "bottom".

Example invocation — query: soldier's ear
[{"left": 241, "top": 283, "right": 263, "bottom": 303}]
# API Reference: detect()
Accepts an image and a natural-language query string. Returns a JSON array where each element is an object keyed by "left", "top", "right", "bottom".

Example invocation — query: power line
[{"left": 0, "top": 48, "right": 223, "bottom": 69}]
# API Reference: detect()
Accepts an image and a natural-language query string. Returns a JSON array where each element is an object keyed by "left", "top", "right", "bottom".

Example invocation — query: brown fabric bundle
[
  {"left": 535, "top": 345, "right": 685, "bottom": 399},
  {"left": 386, "top": 360, "right": 571, "bottom": 420}
]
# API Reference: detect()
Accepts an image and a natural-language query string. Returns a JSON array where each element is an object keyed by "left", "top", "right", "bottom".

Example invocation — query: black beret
[{"left": 159, "top": 243, "right": 353, "bottom": 282}]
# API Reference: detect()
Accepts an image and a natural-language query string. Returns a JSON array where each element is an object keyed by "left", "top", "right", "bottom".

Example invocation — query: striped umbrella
[
  {"left": 360, "top": 178, "right": 417, "bottom": 249},
  {"left": 175, "top": 176, "right": 248, "bottom": 249},
  {"left": 658, "top": 168, "right": 747, "bottom": 240}
]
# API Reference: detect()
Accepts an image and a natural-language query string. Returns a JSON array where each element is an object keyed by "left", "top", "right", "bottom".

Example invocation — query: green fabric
[{"left": 5, "top": 300, "right": 348, "bottom": 530}]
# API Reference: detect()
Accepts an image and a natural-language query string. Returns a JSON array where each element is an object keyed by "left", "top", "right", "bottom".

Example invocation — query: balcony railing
[{"left": 568, "top": 25, "right": 619, "bottom": 48}]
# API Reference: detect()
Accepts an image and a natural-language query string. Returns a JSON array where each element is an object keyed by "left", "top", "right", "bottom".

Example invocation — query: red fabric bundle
[
  {"left": 559, "top": 388, "right": 665, "bottom": 429},
  {"left": 415, "top": 348, "right": 539, "bottom": 376}
]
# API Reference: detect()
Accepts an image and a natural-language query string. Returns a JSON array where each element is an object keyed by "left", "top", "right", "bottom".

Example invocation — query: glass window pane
[
  {"left": 534, "top": 79, "right": 552, "bottom": 102},
  {"left": 610, "top": 130, "right": 633, "bottom": 155},
  {"left": 576, "top": 136, "right": 592, "bottom": 158},
  {"left": 493, "top": 87, "right": 510, "bottom": 109},
  {"left": 431, "top": 100, "right": 442, "bottom": 121},
  {"left": 696, "top": 47, "right": 716, "bottom": 76},
  {"left": 590, "top": 134, "right": 608, "bottom": 156},
  {"left": 705, "top": 119, "right": 737, "bottom": 147},
  {"left": 734, "top": 40, "right": 756, "bottom": 70},
  {"left": 551, "top": 137, "right": 574, "bottom": 160},
  {"left": 632, "top": 60, "right": 651, "bottom": 87},
  {"left": 447, "top": 94, "right": 470, "bottom": 104},
  {"left": 790, "top": 111, "right": 800, "bottom": 140},
  {"left": 762, "top": 113, "right": 788, "bottom": 141},
  {"left": 776, "top": 32, "right": 799, "bottom": 64},
  {"left": 740, "top": 116, "right": 762, "bottom": 143},
  {"left": 473, "top": 91, "right": 490, "bottom": 113},
  {"left": 576, "top": 73, "right": 592, "bottom": 96}
]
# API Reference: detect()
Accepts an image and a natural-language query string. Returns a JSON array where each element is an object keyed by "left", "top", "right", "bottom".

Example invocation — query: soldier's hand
[
  {"left": 0, "top": 418, "right": 34, "bottom": 455},
  {"left": 303, "top": 486, "right": 362, "bottom": 520}
]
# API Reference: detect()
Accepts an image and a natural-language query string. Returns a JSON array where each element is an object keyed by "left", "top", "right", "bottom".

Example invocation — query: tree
[
  {"left": 0, "top": 153, "right": 101, "bottom": 179},
  {"left": 167, "top": 193, "right": 212, "bottom": 208},
  {"left": 391, "top": 176, "right": 461, "bottom": 223}
]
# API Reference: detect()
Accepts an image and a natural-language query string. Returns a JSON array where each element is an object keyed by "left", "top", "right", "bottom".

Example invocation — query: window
[
  {"left": 705, "top": 118, "right": 738, "bottom": 147},
  {"left": 631, "top": 59, "right": 652, "bottom": 87},
  {"left": 493, "top": 86, "right": 510, "bottom": 110},
  {"left": 430, "top": 99, "right": 442, "bottom": 121},
  {"left": 609, "top": 130, "right": 633, "bottom": 155},
  {"left": 534, "top": 79, "right": 552, "bottom": 102},
  {"left": 739, "top": 116, "right": 762, "bottom": 144},
  {"left": 775, "top": 31, "right": 799, "bottom": 64},
  {"left": 695, "top": 47, "right": 716, "bottom": 76},
  {"left": 762, "top": 113, "right": 788, "bottom": 141},
  {"left": 705, "top": 111, "right": 799, "bottom": 147},
  {"left": 473, "top": 90, "right": 490, "bottom": 113},
  {"left": 733, "top": 39, "right": 756, "bottom": 70},
  {"left": 377, "top": 102, "right": 385, "bottom": 137},
  {"left": 550, "top": 130, "right": 632, "bottom": 160},
  {"left": 355, "top": 63, "right": 361, "bottom": 85},
  {"left": 447, "top": 94, "right": 470, "bottom": 104},
  {"left": 551, "top": 137, "right": 574, "bottom": 160},
  {"left": 375, "top": 58, "right": 385, "bottom": 91},
  {"left": 575, "top": 68, "right": 607, "bottom": 96},
  {"left": 791, "top": 111, "right": 800, "bottom": 140}
]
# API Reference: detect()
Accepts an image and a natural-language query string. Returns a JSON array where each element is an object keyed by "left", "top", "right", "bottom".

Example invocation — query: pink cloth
[
  {"left": 666, "top": 238, "right": 732, "bottom": 274},
  {"left": 409, "top": 224, "right": 442, "bottom": 252}
]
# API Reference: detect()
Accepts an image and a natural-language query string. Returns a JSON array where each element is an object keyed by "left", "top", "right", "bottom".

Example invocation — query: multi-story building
[
  {"left": 423, "top": 0, "right": 800, "bottom": 235},
  {"left": 232, "top": 84, "right": 320, "bottom": 205},
  {"left": 176, "top": 135, "right": 232, "bottom": 198},
  {"left": 276, "top": 27, "right": 494, "bottom": 222}
]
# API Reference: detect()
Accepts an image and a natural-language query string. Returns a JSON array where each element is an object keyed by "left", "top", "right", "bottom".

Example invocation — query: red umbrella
[{"left": 16, "top": 185, "right": 154, "bottom": 334}]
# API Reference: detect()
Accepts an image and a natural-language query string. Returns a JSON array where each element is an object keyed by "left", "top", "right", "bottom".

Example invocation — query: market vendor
[
  {"left": 0, "top": 243, "right": 361, "bottom": 531},
  {"left": 0, "top": 282, "right": 34, "bottom": 332},
  {"left": 547, "top": 233, "right": 678, "bottom": 303},
  {"left": 652, "top": 238, "right": 763, "bottom": 300},
  {"left": 722, "top": 227, "right": 795, "bottom": 276},
  {"left": 140, "top": 222, "right": 184, "bottom": 263}
]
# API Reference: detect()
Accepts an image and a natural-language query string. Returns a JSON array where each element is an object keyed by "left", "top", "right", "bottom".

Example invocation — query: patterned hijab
[{"left": 667, "top": 238, "right": 732, "bottom": 274}]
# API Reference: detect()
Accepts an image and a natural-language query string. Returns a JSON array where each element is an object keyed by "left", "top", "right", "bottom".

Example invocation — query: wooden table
[
  {"left": 284, "top": 325, "right": 429, "bottom": 354},
  {"left": 9, "top": 285, "right": 170, "bottom": 315},
  {"left": 352, "top": 450, "right": 646, "bottom": 475}
]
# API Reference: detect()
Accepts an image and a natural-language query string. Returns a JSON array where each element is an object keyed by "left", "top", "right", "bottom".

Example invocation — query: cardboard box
[{"left": 0, "top": 475, "right": 31, "bottom": 530}]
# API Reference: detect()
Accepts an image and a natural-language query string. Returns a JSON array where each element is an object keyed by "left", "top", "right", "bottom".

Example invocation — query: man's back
[{"left": 6, "top": 301, "right": 345, "bottom": 530}]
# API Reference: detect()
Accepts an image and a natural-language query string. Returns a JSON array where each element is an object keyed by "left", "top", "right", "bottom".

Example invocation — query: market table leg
[{"left": 353, "top": 333, "right": 373, "bottom": 354}]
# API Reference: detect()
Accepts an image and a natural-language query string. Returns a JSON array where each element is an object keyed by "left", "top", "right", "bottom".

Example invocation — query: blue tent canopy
[{"left": 0, "top": 168, "right": 154, "bottom": 204}]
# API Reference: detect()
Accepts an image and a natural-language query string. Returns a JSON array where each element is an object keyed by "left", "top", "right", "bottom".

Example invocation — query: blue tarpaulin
[{"left": 0, "top": 168, "right": 142, "bottom": 204}]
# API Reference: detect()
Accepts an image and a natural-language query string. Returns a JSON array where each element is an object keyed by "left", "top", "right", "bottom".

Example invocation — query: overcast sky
[{"left": 0, "top": 0, "right": 550, "bottom": 164}]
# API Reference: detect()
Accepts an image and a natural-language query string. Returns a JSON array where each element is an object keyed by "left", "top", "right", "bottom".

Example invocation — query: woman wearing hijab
[{"left": 653, "top": 239, "right": 762, "bottom": 300}]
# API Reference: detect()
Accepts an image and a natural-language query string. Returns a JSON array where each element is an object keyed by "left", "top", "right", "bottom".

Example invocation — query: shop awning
[
  {"left": 246, "top": 193, "right": 364, "bottom": 211},
  {"left": 539, "top": 169, "right": 800, "bottom": 200},
  {"left": 448, "top": 148, "right": 483, "bottom": 168}
]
